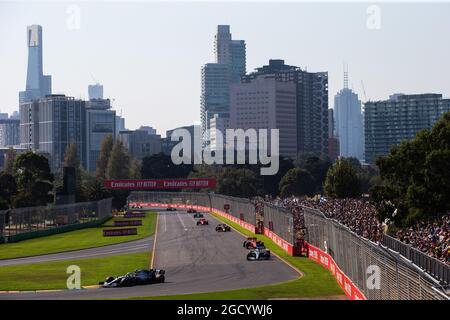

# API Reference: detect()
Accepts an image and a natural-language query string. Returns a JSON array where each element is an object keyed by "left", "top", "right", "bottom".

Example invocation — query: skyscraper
[
  {"left": 19, "top": 25, "right": 52, "bottom": 104},
  {"left": 88, "top": 83, "right": 104, "bottom": 100},
  {"left": 333, "top": 69, "right": 364, "bottom": 161},
  {"left": 242, "top": 59, "right": 329, "bottom": 158},
  {"left": 214, "top": 25, "right": 246, "bottom": 83},
  {"left": 364, "top": 93, "right": 450, "bottom": 164},
  {"left": 20, "top": 95, "right": 86, "bottom": 172},
  {"left": 229, "top": 76, "right": 298, "bottom": 157},
  {"left": 85, "top": 99, "right": 116, "bottom": 172},
  {"left": 201, "top": 25, "right": 246, "bottom": 146}
]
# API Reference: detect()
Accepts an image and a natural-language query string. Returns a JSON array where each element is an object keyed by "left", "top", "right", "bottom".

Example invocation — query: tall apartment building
[
  {"left": 229, "top": 76, "right": 297, "bottom": 158},
  {"left": 364, "top": 93, "right": 450, "bottom": 164},
  {"left": 162, "top": 125, "right": 201, "bottom": 157},
  {"left": 242, "top": 59, "right": 328, "bottom": 158},
  {"left": 200, "top": 63, "right": 231, "bottom": 143},
  {"left": 201, "top": 25, "right": 246, "bottom": 145},
  {"left": 20, "top": 95, "right": 86, "bottom": 172},
  {"left": 19, "top": 25, "right": 52, "bottom": 104},
  {"left": 334, "top": 70, "right": 364, "bottom": 161},
  {"left": 0, "top": 118, "right": 20, "bottom": 147},
  {"left": 85, "top": 99, "right": 116, "bottom": 172}
]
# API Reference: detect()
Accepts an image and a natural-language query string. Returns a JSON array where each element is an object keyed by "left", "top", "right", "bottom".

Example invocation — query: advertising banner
[{"left": 104, "top": 178, "right": 216, "bottom": 190}]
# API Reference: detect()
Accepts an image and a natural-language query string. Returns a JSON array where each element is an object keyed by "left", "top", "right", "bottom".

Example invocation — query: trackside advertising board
[
  {"left": 104, "top": 178, "right": 216, "bottom": 190},
  {"left": 307, "top": 243, "right": 366, "bottom": 300}
]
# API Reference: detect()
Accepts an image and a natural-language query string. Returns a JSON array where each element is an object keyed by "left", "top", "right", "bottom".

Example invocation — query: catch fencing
[
  {"left": 262, "top": 203, "right": 296, "bottom": 254},
  {"left": 0, "top": 198, "right": 112, "bottom": 242},
  {"left": 381, "top": 234, "right": 450, "bottom": 286},
  {"left": 302, "top": 206, "right": 448, "bottom": 300}
]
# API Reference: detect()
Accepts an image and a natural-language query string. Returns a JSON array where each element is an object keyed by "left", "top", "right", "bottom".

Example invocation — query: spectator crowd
[{"left": 257, "top": 196, "right": 449, "bottom": 264}]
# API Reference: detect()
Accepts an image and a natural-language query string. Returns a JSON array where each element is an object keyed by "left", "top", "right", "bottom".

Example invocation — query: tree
[
  {"left": 294, "top": 154, "right": 331, "bottom": 193},
  {"left": 62, "top": 143, "right": 86, "bottom": 202},
  {"left": 141, "top": 153, "right": 192, "bottom": 179},
  {"left": 96, "top": 134, "right": 114, "bottom": 180},
  {"left": 4, "top": 148, "right": 16, "bottom": 175},
  {"left": 371, "top": 112, "right": 450, "bottom": 226},
  {"left": 12, "top": 151, "right": 54, "bottom": 207},
  {"left": 324, "top": 158, "right": 361, "bottom": 198},
  {"left": 106, "top": 140, "right": 131, "bottom": 179},
  {"left": 261, "top": 156, "right": 294, "bottom": 197},
  {"left": 0, "top": 172, "right": 17, "bottom": 209},
  {"left": 216, "top": 167, "right": 258, "bottom": 198},
  {"left": 279, "top": 168, "right": 316, "bottom": 198},
  {"left": 129, "top": 158, "right": 141, "bottom": 179}
]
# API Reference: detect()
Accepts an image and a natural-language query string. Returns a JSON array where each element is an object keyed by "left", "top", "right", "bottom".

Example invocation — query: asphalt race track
[
  {"left": 0, "top": 237, "right": 153, "bottom": 267},
  {"left": 0, "top": 210, "right": 298, "bottom": 300}
]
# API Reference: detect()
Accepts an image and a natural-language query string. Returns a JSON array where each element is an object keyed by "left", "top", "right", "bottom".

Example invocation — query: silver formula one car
[
  {"left": 246, "top": 248, "right": 271, "bottom": 261},
  {"left": 99, "top": 269, "right": 165, "bottom": 287}
]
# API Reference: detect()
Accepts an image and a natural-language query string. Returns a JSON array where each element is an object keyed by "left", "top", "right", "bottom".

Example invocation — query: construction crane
[{"left": 361, "top": 80, "right": 368, "bottom": 102}]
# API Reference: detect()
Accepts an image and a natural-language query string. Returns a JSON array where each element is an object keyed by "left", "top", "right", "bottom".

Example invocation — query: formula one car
[
  {"left": 215, "top": 224, "right": 231, "bottom": 232},
  {"left": 166, "top": 206, "right": 177, "bottom": 211},
  {"left": 196, "top": 218, "right": 209, "bottom": 225},
  {"left": 243, "top": 237, "right": 265, "bottom": 249},
  {"left": 99, "top": 269, "right": 165, "bottom": 287},
  {"left": 193, "top": 212, "right": 204, "bottom": 218},
  {"left": 247, "top": 248, "right": 271, "bottom": 261},
  {"left": 187, "top": 208, "right": 198, "bottom": 213}
]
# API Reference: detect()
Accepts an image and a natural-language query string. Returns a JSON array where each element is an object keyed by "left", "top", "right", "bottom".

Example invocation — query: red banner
[{"left": 104, "top": 178, "right": 216, "bottom": 190}]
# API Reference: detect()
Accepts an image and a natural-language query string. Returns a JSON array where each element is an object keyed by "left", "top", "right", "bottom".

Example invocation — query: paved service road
[
  {"left": 0, "top": 237, "right": 153, "bottom": 267},
  {"left": 0, "top": 210, "right": 299, "bottom": 300}
]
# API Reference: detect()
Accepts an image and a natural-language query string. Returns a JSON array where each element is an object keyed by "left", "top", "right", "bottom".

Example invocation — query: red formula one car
[
  {"left": 243, "top": 237, "right": 265, "bottom": 249},
  {"left": 196, "top": 218, "right": 209, "bottom": 226},
  {"left": 187, "top": 208, "right": 197, "bottom": 213}
]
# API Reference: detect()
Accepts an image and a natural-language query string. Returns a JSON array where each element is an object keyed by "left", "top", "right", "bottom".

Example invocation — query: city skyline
[{"left": 1, "top": 2, "right": 450, "bottom": 135}]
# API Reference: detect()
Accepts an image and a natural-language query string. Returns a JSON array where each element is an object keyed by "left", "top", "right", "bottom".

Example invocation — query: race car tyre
[{"left": 159, "top": 276, "right": 165, "bottom": 283}]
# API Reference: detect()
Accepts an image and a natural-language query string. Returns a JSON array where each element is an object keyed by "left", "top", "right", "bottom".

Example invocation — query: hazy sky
[{"left": 1, "top": 1, "right": 450, "bottom": 135}]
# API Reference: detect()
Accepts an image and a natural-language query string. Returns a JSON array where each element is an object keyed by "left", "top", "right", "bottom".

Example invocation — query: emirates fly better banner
[{"left": 103, "top": 178, "right": 216, "bottom": 190}]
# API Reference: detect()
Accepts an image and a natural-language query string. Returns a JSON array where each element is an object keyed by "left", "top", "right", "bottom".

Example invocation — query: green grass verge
[
  {"left": 132, "top": 212, "right": 343, "bottom": 300},
  {"left": 0, "top": 252, "right": 150, "bottom": 291},
  {"left": 0, "top": 212, "right": 157, "bottom": 260}
]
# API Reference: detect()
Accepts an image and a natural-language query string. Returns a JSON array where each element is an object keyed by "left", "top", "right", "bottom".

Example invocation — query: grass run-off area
[
  {"left": 0, "top": 252, "right": 149, "bottom": 291},
  {"left": 0, "top": 211, "right": 157, "bottom": 260},
  {"left": 134, "top": 212, "right": 344, "bottom": 300}
]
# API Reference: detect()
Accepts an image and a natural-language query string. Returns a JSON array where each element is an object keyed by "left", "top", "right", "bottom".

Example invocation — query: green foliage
[
  {"left": 140, "top": 152, "right": 192, "bottom": 179},
  {"left": 261, "top": 156, "right": 294, "bottom": 196},
  {"left": 12, "top": 151, "right": 54, "bottom": 207},
  {"left": 372, "top": 113, "right": 450, "bottom": 227},
  {"left": 279, "top": 168, "right": 316, "bottom": 198},
  {"left": 0, "top": 172, "right": 17, "bottom": 209},
  {"left": 62, "top": 143, "right": 86, "bottom": 202},
  {"left": 294, "top": 154, "right": 331, "bottom": 194},
  {"left": 324, "top": 158, "right": 361, "bottom": 198},
  {"left": 216, "top": 167, "right": 259, "bottom": 198},
  {"left": 96, "top": 134, "right": 114, "bottom": 180},
  {"left": 106, "top": 140, "right": 131, "bottom": 179}
]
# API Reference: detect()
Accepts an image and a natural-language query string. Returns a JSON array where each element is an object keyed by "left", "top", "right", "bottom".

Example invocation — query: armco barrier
[{"left": 307, "top": 242, "right": 366, "bottom": 300}]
